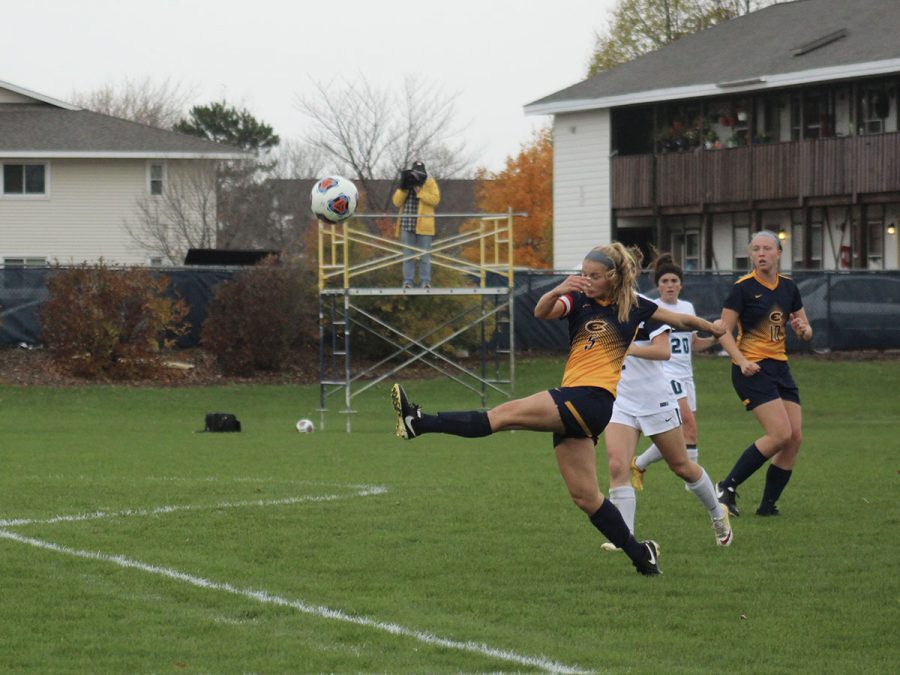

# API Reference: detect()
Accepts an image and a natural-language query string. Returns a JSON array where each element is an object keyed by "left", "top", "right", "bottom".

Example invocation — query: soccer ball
[
  {"left": 295, "top": 418, "right": 315, "bottom": 433},
  {"left": 310, "top": 175, "right": 358, "bottom": 223}
]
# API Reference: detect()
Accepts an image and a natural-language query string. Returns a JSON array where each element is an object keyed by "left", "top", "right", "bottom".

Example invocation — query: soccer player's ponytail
[{"left": 594, "top": 242, "right": 642, "bottom": 322}]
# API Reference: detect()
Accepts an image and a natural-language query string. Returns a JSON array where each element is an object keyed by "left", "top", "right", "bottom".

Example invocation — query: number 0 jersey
[
  {"left": 557, "top": 293, "right": 659, "bottom": 396},
  {"left": 723, "top": 270, "right": 803, "bottom": 362},
  {"left": 652, "top": 296, "right": 696, "bottom": 381}
]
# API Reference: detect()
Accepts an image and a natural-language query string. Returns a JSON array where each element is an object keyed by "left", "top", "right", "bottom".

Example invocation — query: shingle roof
[
  {"left": 0, "top": 103, "right": 247, "bottom": 158},
  {"left": 526, "top": 0, "right": 900, "bottom": 113}
]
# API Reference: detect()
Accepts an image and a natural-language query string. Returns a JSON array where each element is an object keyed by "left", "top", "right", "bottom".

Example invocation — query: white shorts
[
  {"left": 609, "top": 406, "right": 682, "bottom": 437},
  {"left": 668, "top": 377, "right": 697, "bottom": 411}
]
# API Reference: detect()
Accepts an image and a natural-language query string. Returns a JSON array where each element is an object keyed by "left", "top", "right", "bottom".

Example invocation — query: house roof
[
  {"left": 0, "top": 80, "right": 247, "bottom": 159},
  {"left": 525, "top": 0, "right": 900, "bottom": 115}
]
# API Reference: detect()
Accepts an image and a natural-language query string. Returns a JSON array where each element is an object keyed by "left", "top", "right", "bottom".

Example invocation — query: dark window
[
  {"left": 3, "top": 164, "right": 46, "bottom": 194},
  {"left": 149, "top": 163, "right": 164, "bottom": 195}
]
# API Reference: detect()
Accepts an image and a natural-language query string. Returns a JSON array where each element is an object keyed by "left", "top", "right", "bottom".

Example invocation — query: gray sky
[{"left": 2, "top": 0, "right": 614, "bottom": 171}]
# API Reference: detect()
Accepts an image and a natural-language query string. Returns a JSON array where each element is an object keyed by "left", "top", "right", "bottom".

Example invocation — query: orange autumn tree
[{"left": 469, "top": 127, "right": 553, "bottom": 269}]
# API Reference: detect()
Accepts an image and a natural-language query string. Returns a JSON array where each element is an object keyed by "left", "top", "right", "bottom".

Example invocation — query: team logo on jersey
[
  {"left": 583, "top": 319, "right": 610, "bottom": 350},
  {"left": 769, "top": 310, "right": 785, "bottom": 342}
]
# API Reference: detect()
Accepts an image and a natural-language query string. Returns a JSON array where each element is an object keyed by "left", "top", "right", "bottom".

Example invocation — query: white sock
[
  {"left": 685, "top": 467, "right": 724, "bottom": 519},
  {"left": 683, "top": 445, "right": 699, "bottom": 490},
  {"left": 635, "top": 444, "right": 663, "bottom": 471},
  {"left": 609, "top": 485, "right": 636, "bottom": 534}
]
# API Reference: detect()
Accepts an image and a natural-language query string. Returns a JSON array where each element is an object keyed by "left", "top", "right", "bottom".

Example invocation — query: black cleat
[
  {"left": 756, "top": 502, "right": 780, "bottom": 517},
  {"left": 716, "top": 481, "right": 740, "bottom": 517},
  {"left": 634, "top": 540, "right": 661, "bottom": 576},
  {"left": 391, "top": 383, "right": 421, "bottom": 439}
]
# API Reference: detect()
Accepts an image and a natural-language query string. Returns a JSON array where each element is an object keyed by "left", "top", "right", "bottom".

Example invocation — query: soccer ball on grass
[
  {"left": 310, "top": 175, "right": 358, "bottom": 223},
  {"left": 295, "top": 418, "right": 315, "bottom": 433}
]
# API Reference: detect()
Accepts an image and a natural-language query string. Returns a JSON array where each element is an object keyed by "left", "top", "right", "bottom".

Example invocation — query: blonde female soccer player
[
  {"left": 715, "top": 231, "right": 812, "bottom": 517},
  {"left": 391, "top": 243, "right": 726, "bottom": 576}
]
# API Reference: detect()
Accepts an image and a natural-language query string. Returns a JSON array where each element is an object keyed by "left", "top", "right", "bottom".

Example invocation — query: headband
[
  {"left": 585, "top": 250, "right": 614, "bottom": 268},
  {"left": 755, "top": 230, "right": 783, "bottom": 251}
]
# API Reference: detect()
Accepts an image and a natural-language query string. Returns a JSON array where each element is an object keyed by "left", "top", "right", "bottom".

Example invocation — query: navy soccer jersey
[
  {"left": 557, "top": 293, "right": 659, "bottom": 396},
  {"left": 723, "top": 270, "right": 803, "bottom": 362}
]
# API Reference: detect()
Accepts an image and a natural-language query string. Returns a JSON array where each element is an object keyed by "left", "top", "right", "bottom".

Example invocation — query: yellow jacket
[{"left": 393, "top": 177, "right": 441, "bottom": 236}]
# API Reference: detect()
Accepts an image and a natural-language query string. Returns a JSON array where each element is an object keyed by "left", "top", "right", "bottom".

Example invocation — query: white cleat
[{"left": 713, "top": 509, "right": 733, "bottom": 547}]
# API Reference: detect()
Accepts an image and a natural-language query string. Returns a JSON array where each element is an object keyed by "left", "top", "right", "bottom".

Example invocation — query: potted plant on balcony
[{"left": 655, "top": 127, "right": 675, "bottom": 152}]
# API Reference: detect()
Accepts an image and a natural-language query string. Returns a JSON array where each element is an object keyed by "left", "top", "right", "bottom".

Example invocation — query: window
[
  {"left": 733, "top": 221, "right": 750, "bottom": 272},
  {"left": 792, "top": 212, "right": 804, "bottom": 269},
  {"left": 867, "top": 220, "right": 884, "bottom": 269},
  {"left": 791, "top": 90, "right": 833, "bottom": 140},
  {"left": 148, "top": 162, "right": 165, "bottom": 195},
  {"left": 672, "top": 231, "right": 701, "bottom": 271},
  {"left": 809, "top": 223, "right": 823, "bottom": 270},
  {"left": 860, "top": 84, "right": 890, "bottom": 135},
  {"left": 3, "top": 163, "right": 47, "bottom": 195}
]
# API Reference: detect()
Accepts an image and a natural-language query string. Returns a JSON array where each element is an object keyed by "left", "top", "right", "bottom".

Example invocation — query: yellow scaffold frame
[{"left": 317, "top": 209, "right": 522, "bottom": 432}]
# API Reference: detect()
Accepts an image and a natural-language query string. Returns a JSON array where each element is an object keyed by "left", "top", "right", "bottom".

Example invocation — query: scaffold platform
[{"left": 317, "top": 210, "right": 523, "bottom": 432}]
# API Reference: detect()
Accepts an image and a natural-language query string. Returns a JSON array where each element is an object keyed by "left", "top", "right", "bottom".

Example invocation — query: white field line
[
  {"left": 0, "top": 485, "right": 388, "bottom": 527},
  {"left": 0, "top": 529, "right": 591, "bottom": 674},
  {"left": 0, "top": 482, "right": 594, "bottom": 674}
]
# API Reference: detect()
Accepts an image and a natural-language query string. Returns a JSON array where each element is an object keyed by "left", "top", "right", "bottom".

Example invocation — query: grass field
[{"left": 1, "top": 354, "right": 898, "bottom": 673}]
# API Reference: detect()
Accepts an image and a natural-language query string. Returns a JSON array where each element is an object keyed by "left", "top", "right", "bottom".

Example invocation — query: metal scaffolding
[{"left": 317, "top": 210, "right": 522, "bottom": 431}]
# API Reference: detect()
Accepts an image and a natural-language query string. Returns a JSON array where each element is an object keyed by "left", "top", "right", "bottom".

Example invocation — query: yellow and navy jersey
[
  {"left": 723, "top": 270, "right": 803, "bottom": 362},
  {"left": 558, "top": 293, "right": 659, "bottom": 395}
]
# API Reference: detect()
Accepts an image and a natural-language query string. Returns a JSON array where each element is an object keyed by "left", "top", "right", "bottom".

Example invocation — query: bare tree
[
  {"left": 296, "top": 74, "right": 474, "bottom": 195},
  {"left": 124, "top": 162, "right": 218, "bottom": 264},
  {"left": 269, "top": 138, "right": 330, "bottom": 179},
  {"left": 71, "top": 76, "right": 196, "bottom": 129}
]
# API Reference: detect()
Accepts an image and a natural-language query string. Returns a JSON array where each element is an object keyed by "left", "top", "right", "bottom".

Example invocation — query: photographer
[{"left": 393, "top": 160, "right": 441, "bottom": 288}]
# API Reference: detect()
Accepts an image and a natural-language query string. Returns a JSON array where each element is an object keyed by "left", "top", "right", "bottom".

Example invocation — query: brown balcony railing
[{"left": 611, "top": 131, "right": 900, "bottom": 209}]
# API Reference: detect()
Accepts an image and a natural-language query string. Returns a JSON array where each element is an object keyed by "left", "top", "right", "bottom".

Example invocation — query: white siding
[
  {"left": 552, "top": 110, "right": 611, "bottom": 271},
  {"left": 0, "top": 158, "right": 214, "bottom": 265}
]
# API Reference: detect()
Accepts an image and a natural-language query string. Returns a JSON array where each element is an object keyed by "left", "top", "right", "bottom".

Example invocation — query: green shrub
[
  {"left": 201, "top": 257, "right": 317, "bottom": 375},
  {"left": 40, "top": 263, "right": 190, "bottom": 379}
]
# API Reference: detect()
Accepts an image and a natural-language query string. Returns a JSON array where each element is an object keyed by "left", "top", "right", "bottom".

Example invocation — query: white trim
[
  {"left": 525, "top": 58, "right": 900, "bottom": 116},
  {"left": 0, "top": 79, "right": 80, "bottom": 110},
  {"left": 0, "top": 151, "right": 247, "bottom": 159}
]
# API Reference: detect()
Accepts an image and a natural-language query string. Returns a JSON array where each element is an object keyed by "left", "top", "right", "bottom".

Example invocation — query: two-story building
[
  {"left": 525, "top": 0, "right": 900, "bottom": 273},
  {"left": 0, "top": 79, "right": 246, "bottom": 268}
]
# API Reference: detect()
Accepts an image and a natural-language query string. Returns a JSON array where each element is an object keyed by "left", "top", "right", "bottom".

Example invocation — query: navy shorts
[
  {"left": 548, "top": 386, "right": 615, "bottom": 447},
  {"left": 732, "top": 359, "right": 800, "bottom": 411}
]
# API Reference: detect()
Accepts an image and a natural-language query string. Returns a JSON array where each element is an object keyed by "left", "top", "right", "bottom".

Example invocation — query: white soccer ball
[
  {"left": 310, "top": 175, "right": 358, "bottom": 223},
  {"left": 295, "top": 418, "right": 315, "bottom": 433}
]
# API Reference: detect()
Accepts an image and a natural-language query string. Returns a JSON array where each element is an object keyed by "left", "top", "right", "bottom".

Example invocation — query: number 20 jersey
[
  {"left": 557, "top": 292, "right": 659, "bottom": 396},
  {"left": 723, "top": 270, "right": 803, "bottom": 362},
  {"left": 652, "top": 297, "right": 696, "bottom": 381}
]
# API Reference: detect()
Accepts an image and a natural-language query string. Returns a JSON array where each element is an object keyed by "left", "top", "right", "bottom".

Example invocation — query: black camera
[
  {"left": 401, "top": 166, "right": 426, "bottom": 190},
  {"left": 400, "top": 169, "right": 417, "bottom": 190}
]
